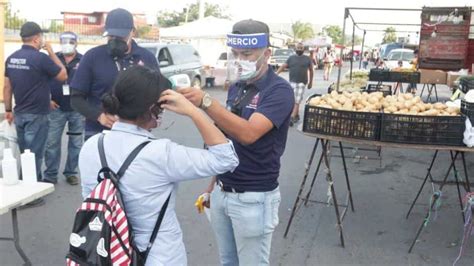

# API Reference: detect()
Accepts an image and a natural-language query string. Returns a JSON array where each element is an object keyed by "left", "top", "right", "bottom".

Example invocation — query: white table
[{"left": 0, "top": 180, "right": 54, "bottom": 265}]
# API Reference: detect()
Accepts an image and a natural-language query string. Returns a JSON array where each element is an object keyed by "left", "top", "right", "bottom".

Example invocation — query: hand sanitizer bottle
[
  {"left": 20, "top": 149, "right": 37, "bottom": 183},
  {"left": 2, "top": 148, "right": 19, "bottom": 185}
]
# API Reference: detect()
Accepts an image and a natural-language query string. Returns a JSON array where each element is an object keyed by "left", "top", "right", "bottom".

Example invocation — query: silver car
[{"left": 139, "top": 43, "right": 205, "bottom": 88}]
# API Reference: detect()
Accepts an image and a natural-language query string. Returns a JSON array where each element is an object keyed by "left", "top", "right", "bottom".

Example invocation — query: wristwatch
[{"left": 200, "top": 92, "right": 212, "bottom": 110}]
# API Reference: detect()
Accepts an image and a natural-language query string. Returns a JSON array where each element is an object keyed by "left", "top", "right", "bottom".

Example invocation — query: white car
[{"left": 384, "top": 48, "right": 415, "bottom": 70}]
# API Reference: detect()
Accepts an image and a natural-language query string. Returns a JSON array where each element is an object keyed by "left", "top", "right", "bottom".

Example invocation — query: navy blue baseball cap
[
  {"left": 103, "top": 8, "right": 134, "bottom": 38},
  {"left": 20, "top": 21, "right": 46, "bottom": 38}
]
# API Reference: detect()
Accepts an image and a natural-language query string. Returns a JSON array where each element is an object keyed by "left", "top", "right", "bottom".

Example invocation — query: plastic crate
[
  {"left": 460, "top": 78, "right": 474, "bottom": 93},
  {"left": 369, "top": 69, "right": 390, "bottom": 82},
  {"left": 365, "top": 84, "right": 392, "bottom": 96},
  {"left": 380, "top": 113, "right": 464, "bottom": 146},
  {"left": 461, "top": 99, "right": 474, "bottom": 121},
  {"left": 303, "top": 96, "right": 381, "bottom": 140},
  {"left": 389, "top": 71, "right": 421, "bottom": 83}
]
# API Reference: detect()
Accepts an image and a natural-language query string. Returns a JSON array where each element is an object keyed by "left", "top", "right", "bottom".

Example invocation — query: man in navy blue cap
[
  {"left": 180, "top": 19, "right": 294, "bottom": 265},
  {"left": 43, "top": 31, "right": 83, "bottom": 185},
  {"left": 70, "top": 8, "right": 163, "bottom": 139},
  {"left": 4, "top": 21, "right": 67, "bottom": 188}
]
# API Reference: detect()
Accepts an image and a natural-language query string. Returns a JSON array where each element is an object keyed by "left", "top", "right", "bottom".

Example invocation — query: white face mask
[
  {"left": 61, "top": 44, "right": 75, "bottom": 55},
  {"left": 227, "top": 52, "right": 265, "bottom": 82}
]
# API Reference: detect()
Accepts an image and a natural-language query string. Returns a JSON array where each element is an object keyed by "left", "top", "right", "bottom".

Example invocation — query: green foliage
[
  {"left": 382, "top": 27, "right": 397, "bottom": 44},
  {"left": 157, "top": 1, "right": 230, "bottom": 27},
  {"left": 291, "top": 21, "right": 315, "bottom": 41},
  {"left": 4, "top": 3, "right": 26, "bottom": 30},
  {"left": 136, "top": 25, "right": 152, "bottom": 38},
  {"left": 49, "top": 20, "right": 64, "bottom": 33},
  {"left": 323, "top": 25, "right": 342, "bottom": 44}
]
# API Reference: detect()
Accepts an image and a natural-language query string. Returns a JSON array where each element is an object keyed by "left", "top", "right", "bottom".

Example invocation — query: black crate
[
  {"left": 461, "top": 99, "right": 474, "bottom": 121},
  {"left": 303, "top": 97, "right": 381, "bottom": 140},
  {"left": 369, "top": 69, "right": 390, "bottom": 82},
  {"left": 381, "top": 113, "right": 464, "bottom": 146},
  {"left": 366, "top": 84, "right": 392, "bottom": 96},
  {"left": 389, "top": 71, "right": 421, "bottom": 83},
  {"left": 460, "top": 78, "right": 474, "bottom": 93}
]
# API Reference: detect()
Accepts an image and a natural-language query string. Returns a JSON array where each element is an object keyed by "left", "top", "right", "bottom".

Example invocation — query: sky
[{"left": 9, "top": 0, "right": 474, "bottom": 46}]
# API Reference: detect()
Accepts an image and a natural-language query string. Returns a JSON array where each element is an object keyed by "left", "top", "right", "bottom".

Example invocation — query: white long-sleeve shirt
[{"left": 79, "top": 122, "right": 238, "bottom": 266}]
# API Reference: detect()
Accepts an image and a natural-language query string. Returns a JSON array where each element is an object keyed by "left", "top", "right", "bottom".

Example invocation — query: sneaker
[
  {"left": 295, "top": 115, "right": 301, "bottom": 122},
  {"left": 289, "top": 118, "right": 294, "bottom": 127},
  {"left": 42, "top": 178, "right": 57, "bottom": 184},
  {"left": 19, "top": 198, "right": 45, "bottom": 209},
  {"left": 66, "top": 176, "right": 79, "bottom": 185}
]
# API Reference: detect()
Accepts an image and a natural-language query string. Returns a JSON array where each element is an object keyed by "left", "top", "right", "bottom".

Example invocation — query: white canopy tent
[{"left": 159, "top": 16, "right": 234, "bottom": 65}]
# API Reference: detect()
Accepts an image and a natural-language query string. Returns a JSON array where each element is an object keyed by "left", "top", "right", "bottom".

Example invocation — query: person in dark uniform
[
  {"left": 70, "top": 8, "right": 165, "bottom": 139},
  {"left": 43, "top": 31, "right": 83, "bottom": 185},
  {"left": 179, "top": 19, "right": 294, "bottom": 266},
  {"left": 4, "top": 21, "right": 67, "bottom": 187},
  {"left": 276, "top": 42, "right": 313, "bottom": 126}
]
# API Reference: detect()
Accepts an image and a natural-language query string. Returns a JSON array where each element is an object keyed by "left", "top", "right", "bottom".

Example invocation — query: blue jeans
[
  {"left": 211, "top": 186, "right": 281, "bottom": 266},
  {"left": 14, "top": 113, "right": 49, "bottom": 181},
  {"left": 44, "top": 109, "right": 84, "bottom": 182}
]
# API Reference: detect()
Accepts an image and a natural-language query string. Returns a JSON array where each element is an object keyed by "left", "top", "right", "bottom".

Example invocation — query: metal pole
[
  {"left": 0, "top": 0, "right": 8, "bottom": 101},
  {"left": 349, "top": 23, "right": 355, "bottom": 80},
  {"left": 336, "top": 8, "right": 348, "bottom": 91},
  {"left": 359, "top": 30, "right": 366, "bottom": 69}
]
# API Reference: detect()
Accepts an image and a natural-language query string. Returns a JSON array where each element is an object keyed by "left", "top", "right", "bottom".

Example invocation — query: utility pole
[{"left": 0, "top": 0, "right": 8, "bottom": 101}]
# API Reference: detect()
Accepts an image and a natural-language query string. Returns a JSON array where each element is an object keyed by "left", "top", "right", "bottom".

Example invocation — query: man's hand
[
  {"left": 5, "top": 112, "right": 14, "bottom": 124},
  {"left": 177, "top": 87, "right": 205, "bottom": 107},
  {"left": 43, "top": 42, "right": 54, "bottom": 54},
  {"left": 97, "top": 113, "right": 118, "bottom": 128},
  {"left": 50, "top": 101, "right": 59, "bottom": 110}
]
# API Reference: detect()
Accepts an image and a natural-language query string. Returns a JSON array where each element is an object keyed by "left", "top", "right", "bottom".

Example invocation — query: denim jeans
[
  {"left": 14, "top": 113, "right": 49, "bottom": 181},
  {"left": 44, "top": 109, "right": 84, "bottom": 182},
  {"left": 211, "top": 186, "right": 281, "bottom": 266}
]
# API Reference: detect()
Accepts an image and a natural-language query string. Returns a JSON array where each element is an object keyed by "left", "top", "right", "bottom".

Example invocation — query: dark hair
[{"left": 102, "top": 66, "right": 164, "bottom": 120}]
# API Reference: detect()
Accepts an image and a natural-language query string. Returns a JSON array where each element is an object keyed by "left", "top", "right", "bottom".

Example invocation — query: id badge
[{"left": 62, "top": 84, "right": 70, "bottom": 96}]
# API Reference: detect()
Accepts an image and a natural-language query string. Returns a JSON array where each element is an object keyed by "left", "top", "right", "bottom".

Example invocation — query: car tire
[{"left": 192, "top": 76, "right": 201, "bottom": 88}]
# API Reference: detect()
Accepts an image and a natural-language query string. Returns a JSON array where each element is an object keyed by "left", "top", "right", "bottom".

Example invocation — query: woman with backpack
[{"left": 78, "top": 66, "right": 239, "bottom": 265}]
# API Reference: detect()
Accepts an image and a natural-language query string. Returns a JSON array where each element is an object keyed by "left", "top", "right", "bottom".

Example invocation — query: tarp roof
[{"left": 160, "top": 16, "right": 233, "bottom": 39}]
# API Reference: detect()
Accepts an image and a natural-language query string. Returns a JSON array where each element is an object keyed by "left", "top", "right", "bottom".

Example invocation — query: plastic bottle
[
  {"left": 2, "top": 148, "right": 19, "bottom": 185},
  {"left": 20, "top": 149, "right": 37, "bottom": 183}
]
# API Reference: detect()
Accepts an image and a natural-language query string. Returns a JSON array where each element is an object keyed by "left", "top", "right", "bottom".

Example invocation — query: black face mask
[
  {"left": 296, "top": 50, "right": 304, "bottom": 56},
  {"left": 107, "top": 38, "right": 128, "bottom": 59}
]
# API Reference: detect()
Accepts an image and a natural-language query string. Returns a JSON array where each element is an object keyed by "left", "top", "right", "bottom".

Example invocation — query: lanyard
[{"left": 114, "top": 57, "right": 136, "bottom": 72}]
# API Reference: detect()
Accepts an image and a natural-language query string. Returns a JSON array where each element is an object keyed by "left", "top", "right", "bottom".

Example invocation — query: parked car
[
  {"left": 384, "top": 48, "right": 415, "bottom": 69},
  {"left": 215, "top": 52, "right": 227, "bottom": 68},
  {"left": 138, "top": 43, "right": 205, "bottom": 88},
  {"left": 269, "top": 48, "right": 295, "bottom": 70}
]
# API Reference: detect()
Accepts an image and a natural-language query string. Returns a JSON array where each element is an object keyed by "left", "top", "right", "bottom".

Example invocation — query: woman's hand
[{"left": 159, "top": 89, "right": 198, "bottom": 116}]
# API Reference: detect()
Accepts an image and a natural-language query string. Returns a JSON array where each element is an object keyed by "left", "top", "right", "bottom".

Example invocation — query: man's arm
[
  {"left": 43, "top": 42, "right": 67, "bottom": 82},
  {"left": 308, "top": 60, "right": 314, "bottom": 89},
  {"left": 179, "top": 89, "right": 273, "bottom": 145},
  {"left": 276, "top": 63, "right": 288, "bottom": 75},
  {"left": 3, "top": 77, "right": 13, "bottom": 123}
]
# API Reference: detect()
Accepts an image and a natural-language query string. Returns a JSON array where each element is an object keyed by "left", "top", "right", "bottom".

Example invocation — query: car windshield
[
  {"left": 274, "top": 49, "right": 294, "bottom": 56},
  {"left": 388, "top": 51, "right": 414, "bottom": 61}
]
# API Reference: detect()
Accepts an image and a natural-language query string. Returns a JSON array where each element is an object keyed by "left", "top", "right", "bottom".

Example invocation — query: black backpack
[{"left": 66, "top": 134, "right": 171, "bottom": 265}]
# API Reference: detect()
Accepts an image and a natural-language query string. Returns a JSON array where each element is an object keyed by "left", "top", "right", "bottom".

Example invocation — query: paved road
[{"left": 1, "top": 64, "right": 474, "bottom": 265}]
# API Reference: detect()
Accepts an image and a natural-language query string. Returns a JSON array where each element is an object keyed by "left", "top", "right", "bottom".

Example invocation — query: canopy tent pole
[
  {"left": 336, "top": 8, "right": 349, "bottom": 91},
  {"left": 350, "top": 23, "right": 355, "bottom": 80},
  {"left": 359, "top": 30, "right": 366, "bottom": 69}
]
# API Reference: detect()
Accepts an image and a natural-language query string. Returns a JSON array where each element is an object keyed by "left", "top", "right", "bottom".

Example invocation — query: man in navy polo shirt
[
  {"left": 180, "top": 19, "right": 294, "bottom": 265},
  {"left": 44, "top": 31, "right": 83, "bottom": 185},
  {"left": 70, "top": 8, "right": 161, "bottom": 139},
  {"left": 4, "top": 21, "right": 67, "bottom": 184}
]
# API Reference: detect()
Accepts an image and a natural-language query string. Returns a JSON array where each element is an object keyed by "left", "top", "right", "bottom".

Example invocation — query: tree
[
  {"left": 49, "top": 20, "right": 64, "bottom": 34},
  {"left": 136, "top": 25, "right": 152, "bottom": 38},
  {"left": 157, "top": 1, "right": 230, "bottom": 27},
  {"left": 383, "top": 27, "right": 397, "bottom": 44},
  {"left": 4, "top": 3, "right": 26, "bottom": 30},
  {"left": 323, "top": 25, "right": 342, "bottom": 44},
  {"left": 291, "top": 21, "right": 314, "bottom": 41}
]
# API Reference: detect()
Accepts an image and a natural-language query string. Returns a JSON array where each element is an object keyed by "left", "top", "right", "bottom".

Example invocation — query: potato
[
  {"left": 309, "top": 97, "right": 322, "bottom": 106},
  {"left": 368, "top": 97, "right": 378, "bottom": 105},
  {"left": 410, "top": 106, "right": 421, "bottom": 113},
  {"left": 414, "top": 96, "right": 422, "bottom": 103},
  {"left": 399, "top": 108, "right": 409, "bottom": 114},
  {"left": 424, "top": 109, "right": 439, "bottom": 116},
  {"left": 317, "top": 104, "right": 332, "bottom": 109},
  {"left": 355, "top": 104, "right": 365, "bottom": 110},
  {"left": 447, "top": 107, "right": 460, "bottom": 115},
  {"left": 396, "top": 102, "right": 405, "bottom": 110},
  {"left": 330, "top": 90, "right": 339, "bottom": 97},
  {"left": 403, "top": 93, "right": 414, "bottom": 100},
  {"left": 404, "top": 100, "right": 415, "bottom": 109},
  {"left": 331, "top": 101, "right": 342, "bottom": 109},
  {"left": 386, "top": 106, "right": 398, "bottom": 113},
  {"left": 433, "top": 102, "right": 447, "bottom": 110},
  {"left": 424, "top": 103, "right": 433, "bottom": 110}
]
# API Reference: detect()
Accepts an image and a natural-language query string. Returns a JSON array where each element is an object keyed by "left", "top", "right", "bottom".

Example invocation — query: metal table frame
[
  {"left": 0, "top": 208, "right": 31, "bottom": 265},
  {"left": 284, "top": 132, "right": 473, "bottom": 252}
]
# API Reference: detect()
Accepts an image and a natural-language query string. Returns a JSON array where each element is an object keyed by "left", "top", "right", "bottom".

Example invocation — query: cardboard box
[
  {"left": 419, "top": 69, "right": 447, "bottom": 84},
  {"left": 447, "top": 73, "right": 468, "bottom": 88}
]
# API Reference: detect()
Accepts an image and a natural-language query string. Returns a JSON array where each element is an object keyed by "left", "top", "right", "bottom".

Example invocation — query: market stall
[{"left": 284, "top": 12, "right": 474, "bottom": 255}]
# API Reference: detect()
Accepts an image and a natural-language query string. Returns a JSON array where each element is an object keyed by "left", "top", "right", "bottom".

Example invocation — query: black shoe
[
  {"left": 289, "top": 119, "right": 294, "bottom": 127},
  {"left": 41, "top": 179, "right": 57, "bottom": 185},
  {"left": 18, "top": 198, "right": 45, "bottom": 209}
]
